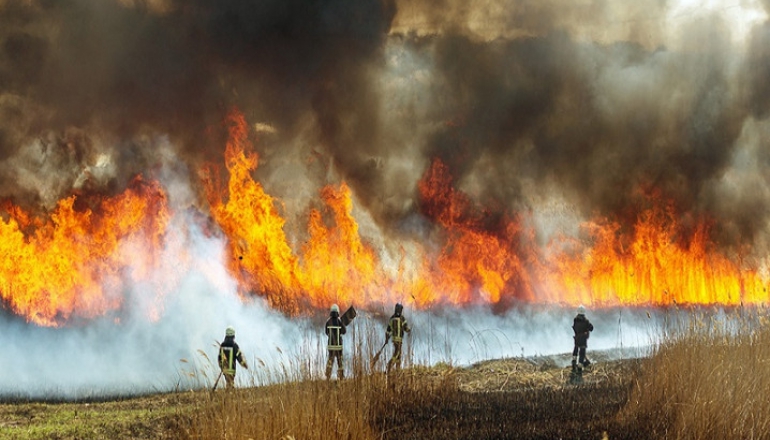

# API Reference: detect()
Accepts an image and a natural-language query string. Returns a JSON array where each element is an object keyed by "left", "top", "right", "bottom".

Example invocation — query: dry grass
[
  {"left": 178, "top": 307, "right": 770, "bottom": 439},
  {"left": 174, "top": 319, "right": 642, "bottom": 440},
  {"left": 9, "top": 307, "right": 770, "bottom": 439},
  {"left": 175, "top": 319, "right": 452, "bottom": 440},
  {"left": 175, "top": 356, "right": 640, "bottom": 440},
  {"left": 620, "top": 307, "right": 770, "bottom": 439}
]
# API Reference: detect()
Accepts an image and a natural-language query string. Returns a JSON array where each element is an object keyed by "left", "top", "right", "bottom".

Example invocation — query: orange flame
[
  {"left": 543, "top": 195, "right": 768, "bottom": 307},
  {"left": 202, "top": 110, "right": 303, "bottom": 312},
  {"left": 413, "top": 158, "right": 537, "bottom": 308},
  {"left": 204, "top": 110, "right": 389, "bottom": 313},
  {"left": 206, "top": 113, "right": 770, "bottom": 313},
  {"left": 4, "top": 109, "right": 770, "bottom": 326},
  {"left": 0, "top": 177, "right": 170, "bottom": 326}
]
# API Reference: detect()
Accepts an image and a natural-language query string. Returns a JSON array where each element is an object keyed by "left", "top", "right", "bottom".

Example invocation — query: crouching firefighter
[
  {"left": 571, "top": 305, "right": 594, "bottom": 375},
  {"left": 386, "top": 303, "right": 411, "bottom": 375},
  {"left": 325, "top": 304, "right": 347, "bottom": 380},
  {"left": 218, "top": 326, "right": 248, "bottom": 389}
]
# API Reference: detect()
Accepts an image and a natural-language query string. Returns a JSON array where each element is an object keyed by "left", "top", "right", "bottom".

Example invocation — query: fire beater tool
[
  {"left": 341, "top": 305, "right": 357, "bottom": 326},
  {"left": 211, "top": 370, "right": 223, "bottom": 392},
  {"left": 211, "top": 341, "right": 224, "bottom": 393},
  {"left": 370, "top": 340, "right": 388, "bottom": 369},
  {"left": 211, "top": 370, "right": 222, "bottom": 393}
]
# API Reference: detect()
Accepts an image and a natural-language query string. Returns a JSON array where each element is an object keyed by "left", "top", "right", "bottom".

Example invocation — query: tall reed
[
  {"left": 621, "top": 307, "right": 770, "bottom": 439},
  {"left": 176, "top": 314, "right": 451, "bottom": 440}
]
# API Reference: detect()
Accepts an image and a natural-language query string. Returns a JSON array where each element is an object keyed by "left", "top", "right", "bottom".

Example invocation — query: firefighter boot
[{"left": 574, "top": 365, "right": 584, "bottom": 384}]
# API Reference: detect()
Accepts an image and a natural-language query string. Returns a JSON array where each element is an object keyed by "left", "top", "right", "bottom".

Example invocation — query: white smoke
[
  {"left": 2, "top": 0, "right": 769, "bottom": 400},
  {"left": 0, "top": 203, "right": 661, "bottom": 400}
]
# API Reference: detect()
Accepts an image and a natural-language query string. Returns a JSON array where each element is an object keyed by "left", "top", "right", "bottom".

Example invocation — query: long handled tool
[
  {"left": 211, "top": 370, "right": 223, "bottom": 392},
  {"left": 370, "top": 340, "right": 388, "bottom": 369},
  {"left": 211, "top": 341, "right": 224, "bottom": 393}
]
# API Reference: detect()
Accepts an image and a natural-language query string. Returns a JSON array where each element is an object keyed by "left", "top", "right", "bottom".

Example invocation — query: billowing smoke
[
  {"left": 0, "top": 0, "right": 769, "bottom": 397},
  {"left": 1, "top": 0, "right": 769, "bottom": 241}
]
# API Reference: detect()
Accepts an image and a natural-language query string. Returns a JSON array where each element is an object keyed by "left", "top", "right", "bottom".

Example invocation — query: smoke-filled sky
[
  {"left": 1, "top": 0, "right": 769, "bottom": 397},
  {"left": 1, "top": 0, "right": 769, "bottom": 246}
]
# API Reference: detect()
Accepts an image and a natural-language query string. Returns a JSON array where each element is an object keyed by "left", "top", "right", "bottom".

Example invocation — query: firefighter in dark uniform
[
  {"left": 572, "top": 305, "right": 594, "bottom": 374},
  {"left": 218, "top": 326, "right": 248, "bottom": 389},
  {"left": 325, "top": 304, "right": 346, "bottom": 380},
  {"left": 386, "top": 303, "right": 411, "bottom": 375}
]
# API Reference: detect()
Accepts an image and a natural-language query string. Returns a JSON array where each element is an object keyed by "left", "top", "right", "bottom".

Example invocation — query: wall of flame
[{"left": 1, "top": 109, "right": 766, "bottom": 327}]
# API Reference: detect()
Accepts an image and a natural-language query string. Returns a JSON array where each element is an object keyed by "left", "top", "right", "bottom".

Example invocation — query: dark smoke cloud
[
  {"left": 2, "top": 0, "right": 769, "bottom": 398},
  {"left": 0, "top": 0, "right": 769, "bottom": 250},
  {"left": 0, "top": 0, "right": 397, "bottom": 208},
  {"left": 746, "top": 23, "right": 770, "bottom": 118},
  {"left": 369, "top": 0, "right": 769, "bottom": 253}
]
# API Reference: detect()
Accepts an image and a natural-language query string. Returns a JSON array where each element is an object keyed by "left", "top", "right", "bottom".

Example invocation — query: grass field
[
  {"left": 0, "top": 352, "right": 641, "bottom": 440},
  {"left": 3, "top": 307, "right": 770, "bottom": 439}
]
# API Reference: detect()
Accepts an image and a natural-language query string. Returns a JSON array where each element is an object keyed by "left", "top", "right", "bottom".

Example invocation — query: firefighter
[
  {"left": 325, "top": 304, "right": 347, "bottom": 380},
  {"left": 386, "top": 303, "right": 411, "bottom": 375},
  {"left": 571, "top": 305, "right": 594, "bottom": 374},
  {"left": 218, "top": 326, "right": 248, "bottom": 389}
]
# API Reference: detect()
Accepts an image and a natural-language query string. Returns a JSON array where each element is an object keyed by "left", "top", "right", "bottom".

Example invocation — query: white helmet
[
  {"left": 330, "top": 304, "right": 340, "bottom": 314},
  {"left": 577, "top": 305, "right": 586, "bottom": 315},
  {"left": 225, "top": 326, "right": 235, "bottom": 337}
]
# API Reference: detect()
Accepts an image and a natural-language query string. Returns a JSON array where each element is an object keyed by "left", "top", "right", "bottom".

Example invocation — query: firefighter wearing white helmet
[
  {"left": 325, "top": 304, "right": 347, "bottom": 380},
  {"left": 571, "top": 305, "right": 594, "bottom": 375},
  {"left": 218, "top": 325, "right": 248, "bottom": 389}
]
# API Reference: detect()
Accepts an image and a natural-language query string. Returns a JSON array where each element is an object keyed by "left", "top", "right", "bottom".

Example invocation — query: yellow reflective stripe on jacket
[
  {"left": 220, "top": 346, "right": 238, "bottom": 374},
  {"left": 390, "top": 317, "right": 406, "bottom": 342},
  {"left": 327, "top": 325, "right": 343, "bottom": 350}
]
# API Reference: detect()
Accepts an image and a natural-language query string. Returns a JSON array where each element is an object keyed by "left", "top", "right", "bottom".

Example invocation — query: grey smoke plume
[
  {"left": 0, "top": 0, "right": 769, "bottom": 244},
  {"left": 0, "top": 0, "right": 769, "bottom": 397}
]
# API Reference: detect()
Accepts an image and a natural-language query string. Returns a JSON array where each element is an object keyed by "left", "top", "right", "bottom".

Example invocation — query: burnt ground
[
  {"left": 375, "top": 381, "right": 633, "bottom": 440},
  {"left": 372, "top": 351, "right": 650, "bottom": 440}
]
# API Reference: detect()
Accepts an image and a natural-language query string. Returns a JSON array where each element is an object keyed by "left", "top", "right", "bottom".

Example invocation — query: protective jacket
[
  {"left": 386, "top": 313, "right": 411, "bottom": 343},
  {"left": 325, "top": 315, "right": 346, "bottom": 351},
  {"left": 572, "top": 314, "right": 594, "bottom": 346},
  {"left": 218, "top": 335, "right": 246, "bottom": 375}
]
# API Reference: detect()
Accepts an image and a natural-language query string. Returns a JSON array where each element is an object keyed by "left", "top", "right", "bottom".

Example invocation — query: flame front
[
  {"left": 0, "top": 177, "right": 170, "bottom": 326},
  {"left": 3, "top": 110, "right": 770, "bottom": 326},
  {"left": 413, "top": 158, "right": 537, "bottom": 308},
  {"left": 544, "top": 196, "right": 767, "bottom": 307},
  {"left": 204, "top": 111, "right": 386, "bottom": 313},
  {"left": 205, "top": 111, "right": 770, "bottom": 315}
]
